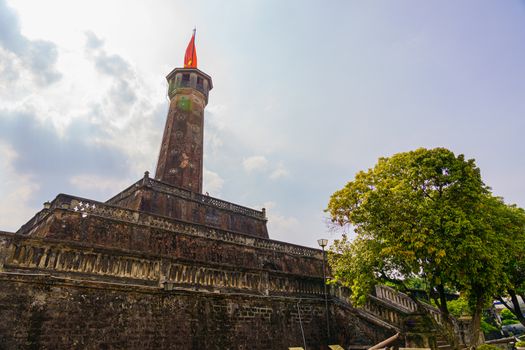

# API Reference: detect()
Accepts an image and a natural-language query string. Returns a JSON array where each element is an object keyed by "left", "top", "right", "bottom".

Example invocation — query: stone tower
[{"left": 154, "top": 67, "right": 213, "bottom": 193}]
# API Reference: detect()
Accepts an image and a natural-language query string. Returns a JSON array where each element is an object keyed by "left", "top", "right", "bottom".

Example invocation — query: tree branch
[{"left": 497, "top": 296, "right": 513, "bottom": 312}]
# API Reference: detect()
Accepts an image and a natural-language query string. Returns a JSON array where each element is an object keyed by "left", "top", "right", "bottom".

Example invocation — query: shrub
[
  {"left": 501, "top": 308, "right": 520, "bottom": 325},
  {"left": 476, "top": 344, "right": 500, "bottom": 350},
  {"left": 447, "top": 297, "right": 471, "bottom": 318},
  {"left": 481, "top": 320, "right": 499, "bottom": 334}
]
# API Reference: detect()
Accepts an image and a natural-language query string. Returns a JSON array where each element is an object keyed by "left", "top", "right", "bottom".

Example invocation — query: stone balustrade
[
  {"left": 369, "top": 285, "right": 463, "bottom": 338},
  {"left": 268, "top": 274, "right": 325, "bottom": 296},
  {"left": 163, "top": 263, "right": 264, "bottom": 293},
  {"left": 19, "top": 194, "right": 321, "bottom": 259},
  {"left": 6, "top": 240, "right": 159, "bottom": 283},
  {"left": 374, "top": 285, "right": 450, "bottom": 328},
  {"left": 419, "top": 302, "right": 444, "bottom": 325},
  {"left": 375, "top": 285, "right": 418, "bottom": 313},
  {"left": 362, "top": 295, "right": 406, "bottom": 328},
  {"left": 1, "top": 235, "right": 328, "bottom": 299}
]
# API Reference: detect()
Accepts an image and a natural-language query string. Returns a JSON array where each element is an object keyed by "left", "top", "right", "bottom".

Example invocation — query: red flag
[{"left": 184, "top": 30, "right": 197, "bottom": 68}]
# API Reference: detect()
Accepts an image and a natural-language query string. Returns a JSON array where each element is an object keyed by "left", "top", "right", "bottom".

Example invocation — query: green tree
[
  {"left": 492, "top": 203, "right": 525, "bottom": 327},
  {"left": 326, "top": 148, "right": 507, "bottom": 348}
]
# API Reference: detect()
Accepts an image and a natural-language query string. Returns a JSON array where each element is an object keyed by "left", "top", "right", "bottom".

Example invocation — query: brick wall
[{"left": 0, "top": 274, "right": 389, "bottom": 350}]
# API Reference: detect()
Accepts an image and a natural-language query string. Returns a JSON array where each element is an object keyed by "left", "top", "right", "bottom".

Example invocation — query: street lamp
[{"left": 317, "top": 238, "right": 330, "bottom": 342}]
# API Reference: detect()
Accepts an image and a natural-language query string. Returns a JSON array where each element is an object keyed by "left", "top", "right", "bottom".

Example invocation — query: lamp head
[{"left": 317, "top": 238, "right": 328, "bottom": 248}]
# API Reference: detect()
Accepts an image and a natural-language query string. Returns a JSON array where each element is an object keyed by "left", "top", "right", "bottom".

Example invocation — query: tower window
[
  {"left": 182, "top": 74, "right": 190, "bottom": 82},
  {"left": 196, "top": 77, "right": 204, "bottom": 91}
]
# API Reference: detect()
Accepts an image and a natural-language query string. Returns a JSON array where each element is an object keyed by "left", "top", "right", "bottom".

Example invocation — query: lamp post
[{"left": 317, "top": 238, "right": 330, "bottom": 342}]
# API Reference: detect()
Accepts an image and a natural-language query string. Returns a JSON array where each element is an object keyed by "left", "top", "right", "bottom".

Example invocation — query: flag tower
[{"left": 155, "top": 30, "right": 213, "bottom": 193}]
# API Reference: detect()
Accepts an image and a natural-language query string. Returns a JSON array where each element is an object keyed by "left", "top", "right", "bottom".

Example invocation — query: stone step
[
  {"left": 437, "top": 343, "right": 467, "bottom": 350},
  {"left": 347, "top": 345, "right": 372, "bottom": 350},
  {"left": 438, "top": 345, "right": 453, "bottom": 350}
]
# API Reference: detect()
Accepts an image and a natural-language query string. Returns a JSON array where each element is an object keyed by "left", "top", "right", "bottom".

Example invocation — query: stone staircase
[
  {"left": 347, "top": 285, "right": 469, "bottom": 350},
  {"left": 436, "top": 336, "right": 452, "bottom": 350}
]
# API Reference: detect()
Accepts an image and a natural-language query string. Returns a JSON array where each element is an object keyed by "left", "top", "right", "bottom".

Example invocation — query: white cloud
[
  {"left": 269, "top": 213, "right": 300, "bottom": 237},
  {"left": 206, "top": 104, "right": 228, "bottom": 130},
  {"left": 269, "top": 162, "right": 290, "bottom": 180},
  {"left": 77, "top": 31, "right": 166, "bottom": 175},
  {"left": 205, "top": 132, "right": 223, "bottom": 156},
  {"left": 0, "top": 0, "right": 61, "bottom": 85},
  {"left": 260, "top": 201, "right": 300, "bottom": 241},
  {"left": 0, "top": 142, "right": 39, "bottom": 231},
  {"left": 243, "top": 155, "right": 268, "bottom": 173},
  {"left": 69, "top": 174, "right": 129, "bottom": 193},
  {"left": 203, "top": 168, "right": 224, "bottom": 196}
]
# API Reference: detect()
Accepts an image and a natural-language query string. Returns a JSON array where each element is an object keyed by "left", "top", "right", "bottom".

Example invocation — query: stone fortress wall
[{"left": 0, "top": 190, "right": 395, "bottom": 349}]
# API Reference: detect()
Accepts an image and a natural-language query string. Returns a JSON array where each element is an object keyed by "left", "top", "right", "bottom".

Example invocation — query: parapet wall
[
  {"left": 18, "top": 194, "right": 321, "bottom": 276},
  {"left": 1, "top": 232, "right": 326, "bottom": 297},
  {"left": 106, "top": 176, "right": 269, "bottom": 238}
]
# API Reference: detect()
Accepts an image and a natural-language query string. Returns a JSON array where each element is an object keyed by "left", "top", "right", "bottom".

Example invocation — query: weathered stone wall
[
  {"left": 1, "top": 233, "right": 326, "bottom": 297},
  {"left": 21, "top": 203, "right": 318, "bottom": 276},
  {"left": 3, "top": 191, "right": 400, "bottom": 349},
  {"left": 0, "top": 273, "right": 390, "bottom": 350}
]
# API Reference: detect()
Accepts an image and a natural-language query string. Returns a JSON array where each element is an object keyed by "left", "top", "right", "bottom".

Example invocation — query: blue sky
[{"left": 0, "top": 0, "right": 524, "bottom": 248}]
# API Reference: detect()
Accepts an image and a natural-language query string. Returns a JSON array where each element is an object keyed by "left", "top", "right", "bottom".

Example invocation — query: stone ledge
[{"left": 0, "top": 236, "right": 331, "bottom": 298}]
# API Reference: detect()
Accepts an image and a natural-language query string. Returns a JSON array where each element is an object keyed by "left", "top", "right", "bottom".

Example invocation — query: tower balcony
[{"left": 166, "top": 67, "right": 213, "bottom": 104}]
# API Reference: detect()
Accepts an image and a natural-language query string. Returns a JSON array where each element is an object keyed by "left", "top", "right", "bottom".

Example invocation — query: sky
[{"left": 0, "top": 0, "right": 524, "bottom": 248}]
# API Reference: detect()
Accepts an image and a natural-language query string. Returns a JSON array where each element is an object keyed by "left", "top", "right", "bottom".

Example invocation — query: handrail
[
  {"left": 375, "top": 285, "right": 418, "bottom": 313},
  {"left": 484, "top": 336, "right": 519, "bottom": 345},
  {"left": 368, "top": 332, "right": 400, "bottom": 350}
]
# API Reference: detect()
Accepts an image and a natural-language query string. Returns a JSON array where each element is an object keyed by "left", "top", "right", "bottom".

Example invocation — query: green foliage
[
  {"left": 476, "top": 344, "right": 500, "bottom": 350},
  {"left": 326, "top": 147, "right": 525, "bottom": 346},
  {"left": 497, "top": 206, "right": 525, "bottom": 324},
  {"left": 327, "top": 148, "right": 505, "bottom": 309},
  {"left": 501, "top": 308, "right": 520, "bottom": 325},
  {"left": 403, "top": 276, "right": 430, "bottom": 291},
  {"left": 480, "top": 320, "right": 498, "bottom": 334},
  {"left": 515, "top": 341, "right": 525, "bottom": 347},
  {"left": 481, "top": 311, "right": 501, "bottom": 336},
  {"left": 447, "top": 298, "right": 471, "bottom": 318}
]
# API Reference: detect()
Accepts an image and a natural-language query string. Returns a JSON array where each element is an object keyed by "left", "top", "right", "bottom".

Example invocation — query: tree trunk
[
  {"left": 468, "top": 297, "right": 485, "bottom": 348},
  {"left": 435, "top": 284, "right": 460, "bottom": 349},
  {"left": 509, "top": 289, "right": 525, "bottom": 327}
]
